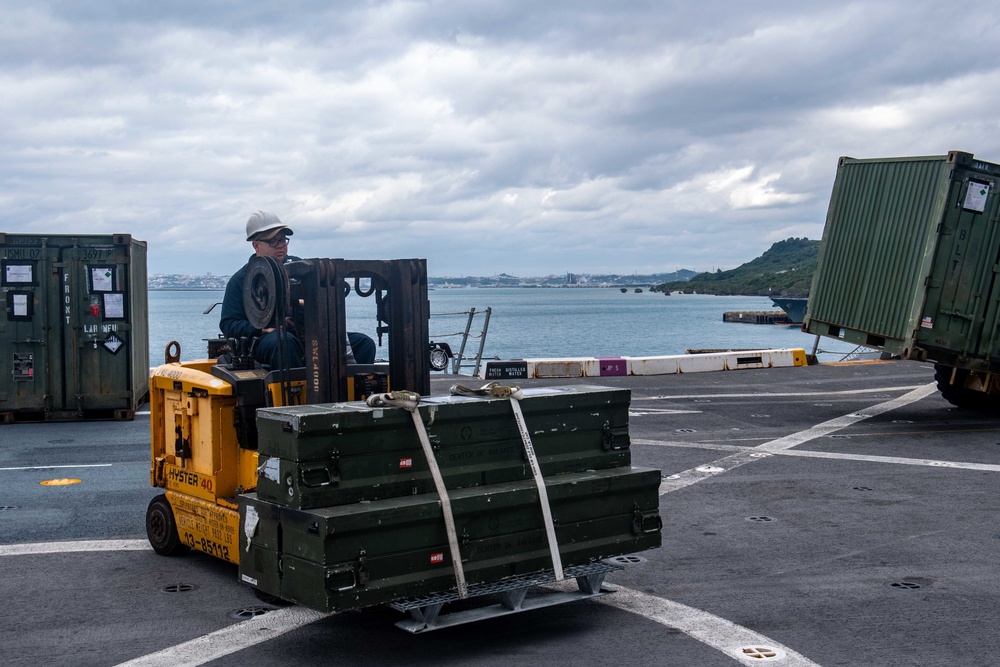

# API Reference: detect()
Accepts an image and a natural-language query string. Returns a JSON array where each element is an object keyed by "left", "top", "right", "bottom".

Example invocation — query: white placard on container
[
  {"left": 6, "top": 264, "right": 33, "bottom": 283},
  {"left": 13, "top": 293, "right": 28, "bottom": 317},
  {"left": 963, "top": 181, "right": 990, "bottom": 213},
  {"left": 91, "top": 267, "right": 114, "bottom": 291},
  {"left": 103, "top": 292, "right": 125, "bottom": 319}
]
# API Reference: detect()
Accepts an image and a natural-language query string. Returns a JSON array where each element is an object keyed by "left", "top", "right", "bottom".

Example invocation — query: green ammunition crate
[
  {"left": 278, "top": 514, "right": 658, "bottom": 613},
  {"left": 239, "top": 467, "right": 661, "bottom": 613},
  {"left": 254, "top": 385, "right": 631, "bottom": 509},
  {"left": 264, "top": 467, "right": 659, "bottom": 564}
]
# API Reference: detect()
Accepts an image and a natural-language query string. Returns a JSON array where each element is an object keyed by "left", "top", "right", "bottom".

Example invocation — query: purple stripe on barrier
[{"left": 597, "top": 357, "right": 627, "bottom": 376}]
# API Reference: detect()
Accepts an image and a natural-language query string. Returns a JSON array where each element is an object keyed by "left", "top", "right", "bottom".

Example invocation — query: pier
[{"left": 723, "top": 309, "right": 793, "bottom": 324}]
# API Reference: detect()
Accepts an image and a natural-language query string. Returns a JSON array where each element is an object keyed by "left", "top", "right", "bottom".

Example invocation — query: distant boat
[
  {"left": 634, "top": 288, "right": 643, "bottom": 293},
  {"left": 620, "top": 287, "right": 628, "bottom": 293},
  {"left": 769, "top": 297, "right": 808, "bottom": 324}
]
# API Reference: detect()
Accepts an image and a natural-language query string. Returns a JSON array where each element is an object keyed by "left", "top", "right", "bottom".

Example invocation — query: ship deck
[{"left": 2, "top": 359, "right": 997, "bottom": 666}]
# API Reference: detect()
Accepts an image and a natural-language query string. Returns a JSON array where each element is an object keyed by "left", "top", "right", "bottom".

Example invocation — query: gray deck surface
[{"left": 3, "top": 359, "right": 997, "bottom": 666}]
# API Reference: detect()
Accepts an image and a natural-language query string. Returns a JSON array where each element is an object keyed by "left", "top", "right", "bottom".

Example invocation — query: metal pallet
[{"left": 388, "top": 561, "right": 623, "bottom": 633}]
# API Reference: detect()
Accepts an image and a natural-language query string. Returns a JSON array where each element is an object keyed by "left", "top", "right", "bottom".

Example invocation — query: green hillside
[{"left": 657, "top": 238, "right": 819, "bottom": 296}]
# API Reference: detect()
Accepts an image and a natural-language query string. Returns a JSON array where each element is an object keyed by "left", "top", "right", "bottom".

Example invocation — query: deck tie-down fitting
[
  {"left": 367, "top": 391, "right": 469, "bottom": 598},
  {"left": 449, "top": 382, "right": 565, "bottom": 581}
]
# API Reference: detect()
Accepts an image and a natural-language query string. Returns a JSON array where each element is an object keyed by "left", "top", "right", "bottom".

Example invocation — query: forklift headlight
[{"left": 429, "top": 343, "right": 452, "bottom": 371}]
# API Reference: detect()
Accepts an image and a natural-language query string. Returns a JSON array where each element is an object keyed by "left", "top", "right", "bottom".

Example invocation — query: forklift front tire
[{"left": 146, "top": 494, "right": 189, "bottom": 557}]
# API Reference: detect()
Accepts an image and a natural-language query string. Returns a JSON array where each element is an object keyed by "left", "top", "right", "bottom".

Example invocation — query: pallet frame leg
[
  {"left": 408, "top": 602, "right": 445, "bottom": 627},
  {"left": 577, "top": 571, "right": 609, "bottom": 595}
]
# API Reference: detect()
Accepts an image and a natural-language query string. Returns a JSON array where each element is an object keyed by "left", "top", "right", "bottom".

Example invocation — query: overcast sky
[{"left": 3, "top": 2, "right": 999, "bottom": 277}]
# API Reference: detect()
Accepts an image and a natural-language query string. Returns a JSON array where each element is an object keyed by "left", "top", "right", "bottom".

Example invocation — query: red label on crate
[
  {"left": 399, "top": 458, "right": 413, "bottom": 469},
  {"left": 430, "top": 552, "right": 445, "bottom": 564}
]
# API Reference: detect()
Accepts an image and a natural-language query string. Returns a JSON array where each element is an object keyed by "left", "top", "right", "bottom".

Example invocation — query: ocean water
[{"left": 149, "top": 288, "right": 861, "bottom": 371}]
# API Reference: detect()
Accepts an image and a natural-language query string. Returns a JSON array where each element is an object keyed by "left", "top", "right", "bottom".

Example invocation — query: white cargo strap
[
  {"left": 449, "top": 382, "right": 565, "bottom": 581},
  {"left": 366, "top": 391, "right": 469, "bottom": 599}
]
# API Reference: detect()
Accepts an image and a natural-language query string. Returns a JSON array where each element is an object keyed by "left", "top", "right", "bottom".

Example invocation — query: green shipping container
[
  {"left": 255, "top": 385, "right": 630, "bottom": 509},
  {"left": 0, "top": 233, "right": 149, "bottom": 421},
  {"left": 239, "top": 467, "right": 662, "bottom": 613},
  {"left": 804, "top": 151, "right": 1000, "bottom": 368}
]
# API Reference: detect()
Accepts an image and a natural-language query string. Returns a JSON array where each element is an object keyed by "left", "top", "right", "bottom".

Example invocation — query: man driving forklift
[{"left": 220, "top": 210, "right": 376, "bottom": 367}]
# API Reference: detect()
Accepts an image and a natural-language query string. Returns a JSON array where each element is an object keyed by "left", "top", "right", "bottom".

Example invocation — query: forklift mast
[
  {"left": 240, "top": 256, "right": 431, "bottom": 403},
  {"left": 291, "top": 258, "right": 430, "bottom": 402}
]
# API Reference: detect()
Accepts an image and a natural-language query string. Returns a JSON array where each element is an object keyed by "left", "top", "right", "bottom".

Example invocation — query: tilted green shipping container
[
  {"left": 804, "top": 151, "right": 1000, "bottom": 370},
  {"left": 0, "top": 233, "right": 149, "bottom": 421}
]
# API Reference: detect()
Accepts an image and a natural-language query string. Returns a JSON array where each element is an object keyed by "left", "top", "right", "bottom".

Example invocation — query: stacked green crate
[
  {"left": 239, "top": 385, "right": 662, "bottom": 613},
  {"left": 254, "top": 385, "right": 631, "bottom": 508}
]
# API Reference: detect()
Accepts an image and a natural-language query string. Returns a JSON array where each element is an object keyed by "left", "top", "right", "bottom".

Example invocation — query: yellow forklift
[
  {"left": 145, "top": 256, "right": 660, "bottom": 629},
  {"left": 145, "top": 257, "right": 432, "bottom": 563}
]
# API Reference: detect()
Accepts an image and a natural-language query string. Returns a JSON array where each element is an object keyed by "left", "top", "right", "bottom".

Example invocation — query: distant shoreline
[{"left": 148, "top": 284, "right": 665, "bottom": 291}]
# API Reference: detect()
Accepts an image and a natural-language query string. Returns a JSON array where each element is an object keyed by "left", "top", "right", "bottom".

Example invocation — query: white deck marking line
[
  {"left": 0, "top": 539, "right": 150, "bottom": 557},
  {"left": 112, "top": 606, "right": 330, "bottom": 667},
  {"left": 755, "top": 383, "right": 939, "bottom": 452},
  {"left": 634, "top": 438, "right": 745, "bottom": 452},
  {"left": 634, "top": 384, "right": 926, "bottom": 401},
  {"left": 0, "top": 463, "right": 113, "bottom": 472},
  {"left": 636, "top": 437, "right": 1000, "bottom": 472},
  {"left": 770, "top": 448, "right": 1000, "bottom": 472},
  {"left": 658, "top": 450, "right": 765, "bottom": 494},
  {"left": 599, "top": 587, "right": 822, "bottom": 667},
  {"left": 657, "top": 383, "right": 938, "bottom": 495}
]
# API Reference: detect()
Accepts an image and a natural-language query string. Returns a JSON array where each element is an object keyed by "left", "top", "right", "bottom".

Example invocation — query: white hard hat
[{"left": 246, "top": 210, "right": 293, "bottom": 241}]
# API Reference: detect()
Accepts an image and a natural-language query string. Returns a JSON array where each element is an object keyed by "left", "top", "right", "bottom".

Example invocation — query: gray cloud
[{"left": 2, "top": 1, "right": 1000, "bottom": 277}]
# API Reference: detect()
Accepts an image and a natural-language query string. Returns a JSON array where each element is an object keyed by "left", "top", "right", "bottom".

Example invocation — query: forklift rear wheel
[{"left": 146, "top": 495, "right": 189, "bottom": 557}]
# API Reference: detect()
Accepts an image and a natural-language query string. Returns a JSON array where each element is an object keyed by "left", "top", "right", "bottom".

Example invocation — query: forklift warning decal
[{"left": 169, "top": 492, "right": 239, "bottom": 565}]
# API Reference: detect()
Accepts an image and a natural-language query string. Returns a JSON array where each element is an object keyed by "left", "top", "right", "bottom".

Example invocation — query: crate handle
[{"left": 299, "top": 458, "right": 340, "bottom": 487}]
